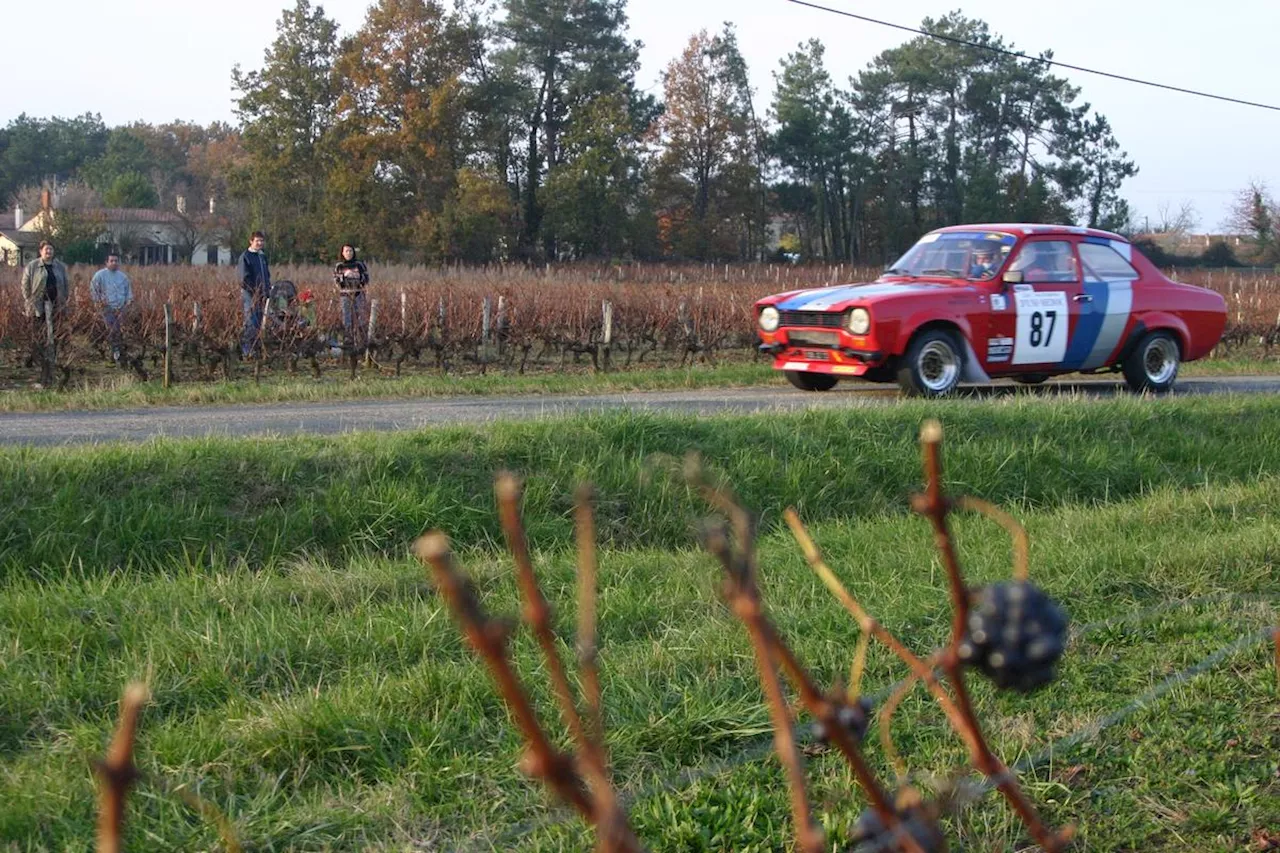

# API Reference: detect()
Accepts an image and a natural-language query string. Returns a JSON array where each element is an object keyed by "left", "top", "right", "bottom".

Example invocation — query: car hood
[{"left": 772, "top": 281, "right": 959, "bottom": 312}]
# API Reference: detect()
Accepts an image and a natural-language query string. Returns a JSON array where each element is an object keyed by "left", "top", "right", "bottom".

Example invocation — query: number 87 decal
[{"left": 1013, "top": 291, "right": 1069, "bottom": 364}]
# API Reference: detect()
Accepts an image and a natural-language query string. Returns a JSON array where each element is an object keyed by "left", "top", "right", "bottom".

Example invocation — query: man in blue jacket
[{"left": 238, "top": 231, "right": 271, "bottom": 357}]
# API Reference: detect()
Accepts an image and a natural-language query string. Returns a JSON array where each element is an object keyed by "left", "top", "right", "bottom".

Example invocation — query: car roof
[{"left": 931, "top": 223, "right": 1129, "bottom": 243}]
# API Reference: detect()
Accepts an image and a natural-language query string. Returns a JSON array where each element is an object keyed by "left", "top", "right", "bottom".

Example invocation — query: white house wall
[{"left": 192, "top": 244, "right": 233, "bottom": 266}]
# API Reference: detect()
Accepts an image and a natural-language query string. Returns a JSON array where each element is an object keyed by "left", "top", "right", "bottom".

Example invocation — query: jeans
[
  {"left": 241, "top": 290, "right": 266, "bottom": 357},
  {"left": 29, "top": 313, "right": 52, "bottom": 367},
  {"left": 102, "top": 307, "right": 125, "bottom": 358},
  {"left": 340, "top": 290, "right": 368, "bottom": 349}
]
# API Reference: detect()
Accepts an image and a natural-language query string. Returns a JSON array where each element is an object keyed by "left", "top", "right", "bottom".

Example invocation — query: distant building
[
  {"left": 5, "top": 195, "right": 231, "bottom": 266},
  {"left": 0, "top": 206, "right": 43, "bottom": 266},
  {"left": 1132, "top": 230, "right": 1255, "bottom": 258}
]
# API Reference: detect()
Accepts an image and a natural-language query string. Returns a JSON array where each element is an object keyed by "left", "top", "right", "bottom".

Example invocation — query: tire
[
  {"left": 1013, "top": 373, "right": 1050, "bottom": 385},
  {"left": 785, "top": 370, "right": 839, "bottom": 391},
  {"left": 897, "top": 329, "right": 963, "bottom": 397},
  {"left": 1122, "top": 330, "right": 1181, "bottom": 393}
]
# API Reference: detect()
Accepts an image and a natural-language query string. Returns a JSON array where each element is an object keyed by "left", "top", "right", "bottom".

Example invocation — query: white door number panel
[{"left": 1013, "top": 291, "right": 1068, "bottom": 365}]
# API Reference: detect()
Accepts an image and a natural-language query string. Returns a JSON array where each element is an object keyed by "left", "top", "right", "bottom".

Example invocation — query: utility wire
[{"left": 787, "top": 0, "right": 1280, "bottom": 113}]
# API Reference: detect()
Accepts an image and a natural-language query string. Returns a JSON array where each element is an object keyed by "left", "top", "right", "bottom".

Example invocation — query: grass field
[
  {"left": 2, "top": 352, "right": 1280, "bottom": 414},
  {"left": 0, "top": 360, "right": 773, "bottom": 413},
  {"left": 1, "top": 397, "right": 1278, "bottom": 850}
]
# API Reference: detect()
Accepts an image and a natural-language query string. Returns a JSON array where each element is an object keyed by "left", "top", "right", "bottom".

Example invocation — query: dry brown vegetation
[{"left": 2, "top": 263, "right": 1278, "bottom": 390}]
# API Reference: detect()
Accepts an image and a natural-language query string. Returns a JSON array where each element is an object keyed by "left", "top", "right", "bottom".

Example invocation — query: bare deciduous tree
[{"left": 1155, "top": 199, "right": 1200, "bottom": 240}]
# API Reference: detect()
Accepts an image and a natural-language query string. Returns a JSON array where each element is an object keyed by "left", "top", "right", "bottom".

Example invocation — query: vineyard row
[{"left": 2, "top": 265, "right": 1278, "bottom": 386}]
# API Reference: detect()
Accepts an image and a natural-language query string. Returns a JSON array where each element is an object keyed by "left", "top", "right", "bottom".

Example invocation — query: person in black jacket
[
  {"left": 333, "top": 244, "right": 370, "bottom": 350},
  {"left": 238, "top": 231, "right": 272, "bottom": 357}
]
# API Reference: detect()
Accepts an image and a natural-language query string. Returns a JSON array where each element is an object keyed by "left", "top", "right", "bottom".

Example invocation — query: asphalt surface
[{"left": 2, "top": 375, "right": 1279, "bottom": 447}]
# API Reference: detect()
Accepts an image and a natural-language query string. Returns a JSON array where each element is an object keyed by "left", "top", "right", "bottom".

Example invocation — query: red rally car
[{"left": 755, "top": 224, "right": 1227, "bottom": 396}]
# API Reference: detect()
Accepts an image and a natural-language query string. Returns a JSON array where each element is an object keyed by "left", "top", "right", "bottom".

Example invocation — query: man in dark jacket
[{"left": 238, "top": 231, "right": 271, "bottom": 357}]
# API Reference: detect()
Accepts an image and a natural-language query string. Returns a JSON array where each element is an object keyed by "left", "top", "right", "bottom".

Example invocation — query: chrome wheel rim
[
  {"left": 1143, "top": 337, "right": 1179, "bottom": 385},
  {"left": 918, "top": 340, "right": 959, "bottom": 392}
]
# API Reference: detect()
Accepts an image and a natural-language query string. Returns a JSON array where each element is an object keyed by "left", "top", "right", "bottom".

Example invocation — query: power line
[{"left": 786, "top": 0, "right": 1280, "bottom": 113}]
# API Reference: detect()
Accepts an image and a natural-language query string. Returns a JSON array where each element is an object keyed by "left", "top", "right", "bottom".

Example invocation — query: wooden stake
[
  {"left": 365, "top": 298, "right": 379, "bottom": 367},
  {"left": 163, "top": 302, "right": 173, "bottom": 388}
]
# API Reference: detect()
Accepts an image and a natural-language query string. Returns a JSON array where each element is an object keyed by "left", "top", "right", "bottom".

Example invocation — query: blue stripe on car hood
[{"left": 777, "top": 283, "right": 940, "bottom": 311}]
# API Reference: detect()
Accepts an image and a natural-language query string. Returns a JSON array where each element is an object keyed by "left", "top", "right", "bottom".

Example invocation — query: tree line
[{"left": 1, "top": 0, "right": 1142, "bottom": 265}]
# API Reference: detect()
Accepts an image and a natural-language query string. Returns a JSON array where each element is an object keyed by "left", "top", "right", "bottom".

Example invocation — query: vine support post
[
  {"left": 163, "top": 302, "right": 173, "bottom": 388},
  {"left": 365, "top": 298, "right": 379, "bottom": 368}
]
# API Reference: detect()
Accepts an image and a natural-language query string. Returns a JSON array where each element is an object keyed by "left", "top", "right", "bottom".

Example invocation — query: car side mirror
[{"left": 1002, "top": 269, "right": 1024, "bottom": 285}]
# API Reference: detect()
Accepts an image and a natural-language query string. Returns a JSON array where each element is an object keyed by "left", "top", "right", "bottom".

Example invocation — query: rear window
[{"left": 1079, "top": 243, "right": 1139, "bottom": 280}]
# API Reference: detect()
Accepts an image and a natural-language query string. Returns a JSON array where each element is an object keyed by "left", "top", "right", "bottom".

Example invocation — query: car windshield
[{"left": 881, "top": 231, "right": 1017, "bottom": 281}]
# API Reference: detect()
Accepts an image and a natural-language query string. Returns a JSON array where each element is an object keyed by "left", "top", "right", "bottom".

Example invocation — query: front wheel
[
  {"left": 897, "top": 329, "right": 963, "bottom": 397},
  {"left": 785, "top": 370, "right": 839, "bottom": 391},
  {"left": 1122, "top": 330, "right": 1181, "bottom": 393}
]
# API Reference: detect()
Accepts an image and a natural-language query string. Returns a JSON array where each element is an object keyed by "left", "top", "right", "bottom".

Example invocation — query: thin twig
[
  {"left": 95, "top": 683, "right": 148, "bottom": 853},
  {"left": 953, "top": 495, "right": 1030, "bottom": 582},
  {"left": 757, "top": 620, "right": 927, "bottom": 853},
  {"left": 848, "top": 626, "right": 871, "bottom": 702},
  {"left": 413, "top": 533, "right": 594, "bottom": 820},
  {"left": 785, "top": 508, "right": 966, "bottom": 721},
  {"left": 879, "top": 673, "right": 920, "bottom": 785},
  {"left": 912, "top": 421, "right": 1073, "bottom": 852},
  {"left": 146, "top": 777, "right": 243, "bottom": 853},
  {"left": 1273, "top": 626, "right": 1280, "bottom": 693},
  {"left": 572, "top": 483, "right": 644, "bottom": 853},
  {"left": 496, "top": 473, "right": 592, "bottom": 753},
  {"left": 703, "top": 524, "right": 826, "bottom": 853},
  {"left": 912, "top": 421, "right": 969, "bottom": 650}
]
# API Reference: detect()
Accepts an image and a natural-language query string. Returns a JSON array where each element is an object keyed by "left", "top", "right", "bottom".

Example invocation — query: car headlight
[
  {"left": 758, "top": 306, "right": 780, "bottom": 332},
  {"left": 847, "top": 307, "right": 870, "bottom": 335}
]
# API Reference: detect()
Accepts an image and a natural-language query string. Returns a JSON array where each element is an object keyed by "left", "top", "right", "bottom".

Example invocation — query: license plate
[{"left": 788, "top": 330, "right": 839, "bottom": 347}]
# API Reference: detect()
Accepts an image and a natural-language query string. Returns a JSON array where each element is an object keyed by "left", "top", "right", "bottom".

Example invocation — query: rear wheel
[
  {"left": 897, "top": 329, "right": 963, "bottom": 397},
  {"left": 1123, "top": 330, "right": 1181, "bottom": 393},
  {"left": 785, "top": 370, "right": 839, "bottom": 392},
  {"left": 1013, "top": 373, "right": 1050, "bottom": 385}
]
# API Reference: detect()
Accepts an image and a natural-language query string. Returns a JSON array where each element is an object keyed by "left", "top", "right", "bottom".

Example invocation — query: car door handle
[{"left": 1073, "top": 294, "right": 1093, "bottom": 303}]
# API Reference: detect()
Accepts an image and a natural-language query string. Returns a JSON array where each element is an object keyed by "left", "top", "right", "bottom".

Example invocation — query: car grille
[
  {"left": 788, "top": 330, "right": 839, "bottom": 347},
  {"left": 779, "top": 310, "right": 843, "bottom": 328}
]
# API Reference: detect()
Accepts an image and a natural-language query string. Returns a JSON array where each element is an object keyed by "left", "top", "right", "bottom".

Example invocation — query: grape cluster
[
  {"left": 812, "top": 695, "right": 873, "bottom": 746},
  {"left": 845, "top": 800, "right": 946, "bottom": 853},
  {"left": 958, "top": 581, "right": 1068, "bottom": 692}
]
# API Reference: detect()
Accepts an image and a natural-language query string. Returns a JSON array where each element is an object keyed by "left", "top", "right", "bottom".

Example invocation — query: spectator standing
[
  {"left": 20, "top": 240, "right": 70, "bottom": 368},
  {"left": 333, "top": 244, "right": 370, "bottom": 349},
  {"left": 238, "top": 231, "right": 271, "bottom": 357},
  {"left": 89, "top": 251, "right": 133, "bottom": 362}
]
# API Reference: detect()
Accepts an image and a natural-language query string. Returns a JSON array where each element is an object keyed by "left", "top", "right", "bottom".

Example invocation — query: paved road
[{"left": 2, "top": 375, "right": 1279, "bottom": 446}]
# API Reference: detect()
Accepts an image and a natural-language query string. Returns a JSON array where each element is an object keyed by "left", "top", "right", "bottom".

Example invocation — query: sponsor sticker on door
[{"left": 986, "top": 336, "right": 1013, "bottom": 362}]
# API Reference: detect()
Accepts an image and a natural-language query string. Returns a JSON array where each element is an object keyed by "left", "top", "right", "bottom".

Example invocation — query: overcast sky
[{"left": 9, "top": 0, "right": 1278, "bottom": 230}]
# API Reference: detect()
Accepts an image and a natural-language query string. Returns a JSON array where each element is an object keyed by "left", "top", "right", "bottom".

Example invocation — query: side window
[
  {"left": 1078, "top": 242, "right": 1139, "bottom": 281},
  {"left": 1008, "top": 240, "right": 1078, "bottom": 283}
]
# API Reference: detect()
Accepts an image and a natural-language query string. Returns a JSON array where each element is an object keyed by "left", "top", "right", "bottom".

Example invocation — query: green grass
[
  {"left": 7, "top": 394, "right": 1280, "bottom": 574},
  {"left": 0, "top": 350, "right": 1278, "bottom": 413},
  {"left": 0, "top": 361, "right": 777, "bottom": 413},
  {"left": 1, "top": 399, "right": 1278, "bottom": 850}
]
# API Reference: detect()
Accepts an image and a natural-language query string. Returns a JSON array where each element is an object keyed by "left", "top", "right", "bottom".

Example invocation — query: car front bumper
[{"left": 758, "top": 330, "right": 886, "bottom": 374}]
